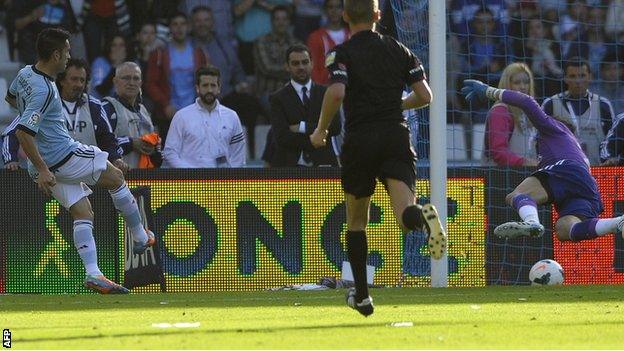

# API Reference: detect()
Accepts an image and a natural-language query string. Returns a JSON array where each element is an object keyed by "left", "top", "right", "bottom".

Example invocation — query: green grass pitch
[{"left": 2, "top": 285, "right": 623, "bottom": 349}]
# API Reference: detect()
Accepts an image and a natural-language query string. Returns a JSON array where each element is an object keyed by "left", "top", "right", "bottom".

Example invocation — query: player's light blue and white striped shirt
[{"left": 8, "top": 65, "right": 78, "bottom": 168}]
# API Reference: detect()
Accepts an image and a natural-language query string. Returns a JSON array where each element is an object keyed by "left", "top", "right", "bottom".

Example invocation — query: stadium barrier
[{"left": 1, "top": 167, "right": 622, "bottom": 294}]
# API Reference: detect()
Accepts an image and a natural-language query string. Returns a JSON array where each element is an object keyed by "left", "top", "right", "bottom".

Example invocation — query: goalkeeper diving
[{"left": 462, "top": 79, "right": 624, "bottom": 242}]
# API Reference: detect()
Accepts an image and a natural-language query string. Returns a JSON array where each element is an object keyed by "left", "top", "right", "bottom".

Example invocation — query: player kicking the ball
[
  {"left": 462, "top": 78, "right": 624, "bottom": 242},
  {"left": 5, "top": 28, "right": 155, "bottom": 294}
]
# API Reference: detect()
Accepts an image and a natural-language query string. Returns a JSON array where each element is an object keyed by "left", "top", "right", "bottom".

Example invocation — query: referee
[{"left": 310, "top": 0, "right": 447, "bottom": 316}]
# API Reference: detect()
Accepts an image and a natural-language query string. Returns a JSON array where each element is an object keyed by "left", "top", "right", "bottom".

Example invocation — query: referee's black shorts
[{"left": 340, "top": 123, "right": 416, "bottom": 198}]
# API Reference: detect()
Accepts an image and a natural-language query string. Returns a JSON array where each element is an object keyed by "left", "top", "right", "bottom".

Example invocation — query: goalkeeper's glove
[{"left": 461, "top": 79, "right": 492, "bottom": 103}]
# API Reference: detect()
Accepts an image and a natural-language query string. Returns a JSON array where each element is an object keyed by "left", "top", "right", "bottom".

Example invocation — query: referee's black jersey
[{"left": 325, "top": 30, "right": 426, "bottom": 133}]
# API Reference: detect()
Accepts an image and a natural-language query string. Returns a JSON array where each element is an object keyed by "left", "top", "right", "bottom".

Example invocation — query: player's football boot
[
  {"left": 133, "top": 228, "right": 156, "bottom": 255},
  {"left": 421, "top": 204, "right": 448, "bottom": 260},
  {"left": 494, "top": 221, "right": 544, "bottom": 239},
  {"left": 346, "top": 287, "right": 374, "bottom": 317},
  {"left": 84, "top": 275, "right": 130, "bottom": 294}
]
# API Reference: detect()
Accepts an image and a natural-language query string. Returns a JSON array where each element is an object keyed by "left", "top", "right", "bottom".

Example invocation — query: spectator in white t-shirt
[{"left": 163, "top": 65, "right": 246, "bottom": 168}]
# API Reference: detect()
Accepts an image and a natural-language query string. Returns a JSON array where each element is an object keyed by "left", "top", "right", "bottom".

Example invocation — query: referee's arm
[
  {"left": 310, "top": 83, "right": 344, "bottom": 148},
  {"left": 401, "top": 80, "right": 432, "bottom": 110}
]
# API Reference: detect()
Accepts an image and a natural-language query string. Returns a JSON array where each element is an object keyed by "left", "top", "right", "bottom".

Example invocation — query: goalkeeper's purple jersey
[{"left": 501, "top": 90, "right": 590, "bottom": 169}]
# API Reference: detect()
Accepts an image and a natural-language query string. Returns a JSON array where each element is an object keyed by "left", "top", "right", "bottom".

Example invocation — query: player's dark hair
[
  {"left": 344, "top": 0, "right": 377, "bottom": 24},
  {"left": 36, "top": 27, "right": 71, "bottom": 61},
  {"left": 195, "top": 65, "right": 220, "bottom": 85},
  {"left": 56, "top": 58, "right": 91, "bottom": 90},
  {"left": 564, "top": 56, "right": 591, "bottom": 75},
  {"left": 285, "top": 44, "right": 310, "bottom": 64}
]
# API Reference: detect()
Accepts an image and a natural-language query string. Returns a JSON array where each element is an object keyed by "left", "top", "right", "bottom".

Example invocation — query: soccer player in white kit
[{"left": 5, "top": 28, "right": 155, "bottom": 294}]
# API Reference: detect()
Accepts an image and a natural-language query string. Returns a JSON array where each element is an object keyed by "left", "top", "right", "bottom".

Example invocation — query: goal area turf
[{"left": 2, "top": 285, "right": 622, "bottom": 349}]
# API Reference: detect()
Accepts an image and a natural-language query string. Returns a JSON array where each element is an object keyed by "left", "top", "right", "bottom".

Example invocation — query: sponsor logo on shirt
[{"left": 27, "top": 112, "right": 41, "bottom": 127}]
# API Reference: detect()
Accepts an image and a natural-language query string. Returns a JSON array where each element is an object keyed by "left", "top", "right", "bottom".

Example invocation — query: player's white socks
[
  {"left": 512, "top": 194, "right": 540, "bottom": 224},
  {"left": 518, "top": 205, "right": 540, "bottom": 224},
  {"left": 109, "top": 182, "right": 149, "bottom": 244},
  {"left": 595, "top": 216, "right": 622, "bottom": 236},
  {"left": 73, "top": 220, "right": 102, "bottom": 276}
]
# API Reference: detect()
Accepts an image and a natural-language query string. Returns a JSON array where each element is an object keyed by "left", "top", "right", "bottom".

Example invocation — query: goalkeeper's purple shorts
[{"left": 532, "top": 159, "right": 603, "bottom": 220}]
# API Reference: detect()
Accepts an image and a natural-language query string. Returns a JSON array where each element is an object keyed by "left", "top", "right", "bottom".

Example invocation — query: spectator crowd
[
  {"left": 0, "top": 0, "right": 354, "bottom": 170},
  {"left": 450, "top": 0, "right": 624, "bottom": 167},
  {"left": 3, "top": 0, "right": 624, "bottom": 170}
]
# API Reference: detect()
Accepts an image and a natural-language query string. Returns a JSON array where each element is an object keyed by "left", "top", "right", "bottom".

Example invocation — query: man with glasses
[{"left": 102, "top": 62, "right": 159, "bottom": 169}]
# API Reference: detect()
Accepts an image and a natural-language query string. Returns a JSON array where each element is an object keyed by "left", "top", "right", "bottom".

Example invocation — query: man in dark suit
[{"left": 269, "top": 44, "right": 341, "bottom": 167}]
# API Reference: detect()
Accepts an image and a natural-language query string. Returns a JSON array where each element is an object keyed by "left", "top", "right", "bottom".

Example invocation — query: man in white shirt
[{"left": 163, "top": 65, "right": 246, "bottom": 168}]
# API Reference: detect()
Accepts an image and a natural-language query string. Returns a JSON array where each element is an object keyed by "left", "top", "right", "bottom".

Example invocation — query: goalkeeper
[{"left": 462, "top": 79, "right": 624, "bottom": 242}]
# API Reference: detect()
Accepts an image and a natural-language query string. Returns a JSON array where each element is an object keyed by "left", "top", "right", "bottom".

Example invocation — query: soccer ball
[{"left": 529, "top": 259, "right": 564, "bottom": 286}]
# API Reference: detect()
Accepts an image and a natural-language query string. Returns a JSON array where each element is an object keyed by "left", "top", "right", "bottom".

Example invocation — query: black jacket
[{"left": 269, "top": 82, "right": 341, "bottom": 167}]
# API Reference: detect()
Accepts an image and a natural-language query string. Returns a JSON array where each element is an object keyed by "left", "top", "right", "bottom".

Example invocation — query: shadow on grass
[
  {"left": 14, "top": 322, "right": 391, "bottom": 343},
  {"left": 2, "top": 285, "right": 623, "bottom": 312},
  {"left": 13, "top": 318, "right": 624, "bottom": 344}
]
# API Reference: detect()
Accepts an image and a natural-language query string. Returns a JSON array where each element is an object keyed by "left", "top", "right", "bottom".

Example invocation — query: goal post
[{"left": 428, "top": 0, "right": 448, "bottom": 287}]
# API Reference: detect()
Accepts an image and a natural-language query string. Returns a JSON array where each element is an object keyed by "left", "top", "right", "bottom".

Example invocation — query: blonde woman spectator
[{"left": 482, "top": 63, "right": 538, "bottom": 166}]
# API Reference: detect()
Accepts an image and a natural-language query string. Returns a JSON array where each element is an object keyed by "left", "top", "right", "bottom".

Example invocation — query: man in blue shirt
[{"left": 5, "top": 28, "right": 154, "bottom": 294}]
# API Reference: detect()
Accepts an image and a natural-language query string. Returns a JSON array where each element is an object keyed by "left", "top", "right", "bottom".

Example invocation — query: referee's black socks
[
  {"left": 402, "top": 205, "right": 424, "bottom": 230},
  {"left": 346, "top": 230, "right": 369, "bottom": 302}
]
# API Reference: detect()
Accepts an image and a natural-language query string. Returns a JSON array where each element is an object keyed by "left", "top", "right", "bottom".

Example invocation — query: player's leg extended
[
  {"left": 385, "top": 178, "right": 447, "bottom": 259},
  {"left": 69, "top": 197, "right": 129, "bottom": 294},
  {"left": 96, "top": 162, "right": 154, "bottom": 253},
  {"left": 344, "top": 193, "right": 374, "bottom": 316},
  {"left": 558, "top": 213, "right": 624, "bottom": 242},
  {"left": 495, "top": 176, "right": 548, "bottom": 238}
]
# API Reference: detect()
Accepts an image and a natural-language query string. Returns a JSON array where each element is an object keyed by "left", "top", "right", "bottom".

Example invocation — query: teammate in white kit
[{"left": 5, "top": 28, "right": 155, "bottom": 294}]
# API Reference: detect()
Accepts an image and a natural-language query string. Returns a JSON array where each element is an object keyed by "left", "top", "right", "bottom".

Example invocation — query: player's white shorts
[{"left": 30, "top": 144, "right": 109, "bottom": 209}]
